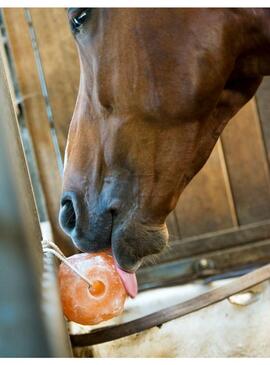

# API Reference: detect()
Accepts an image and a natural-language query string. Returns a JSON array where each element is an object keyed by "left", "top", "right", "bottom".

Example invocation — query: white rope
[{"left": 41, "top": 239, "right": 92, "bottom": 288}]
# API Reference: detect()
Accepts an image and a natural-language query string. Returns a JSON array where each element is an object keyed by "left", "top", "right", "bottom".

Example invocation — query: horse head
[{"left": 60, "top": 9, "right": 269, "bottom": 273}]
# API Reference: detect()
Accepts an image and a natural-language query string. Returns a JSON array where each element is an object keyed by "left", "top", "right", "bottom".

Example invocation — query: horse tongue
[{"left": 114, "top": 263, "right": 138, "bottom": 298}]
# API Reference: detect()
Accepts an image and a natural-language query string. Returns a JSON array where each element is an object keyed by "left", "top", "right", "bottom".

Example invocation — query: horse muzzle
[{"left": 59, "top": 190, "right": 168, "bottom": 272}]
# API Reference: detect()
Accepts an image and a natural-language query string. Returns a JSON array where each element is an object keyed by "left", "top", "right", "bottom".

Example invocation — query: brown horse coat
[{"left": 60, "top": 9, "right": 270, "bottom": 272}]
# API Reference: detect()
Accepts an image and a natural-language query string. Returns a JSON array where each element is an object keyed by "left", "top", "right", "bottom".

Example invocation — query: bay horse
[{"left": 59, "top": 8, "right": 270, "bottom": 295}]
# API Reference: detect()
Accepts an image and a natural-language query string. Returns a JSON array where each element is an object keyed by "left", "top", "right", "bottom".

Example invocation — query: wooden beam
[
  {"left": 157, "top": 219, "right": 270, "bottom": 263},
  {"left": 138, "top": 219, "right": 270, "bottom": 289},
  {"left": 138, "top": 238, "right": 270, "bottom": 290}
]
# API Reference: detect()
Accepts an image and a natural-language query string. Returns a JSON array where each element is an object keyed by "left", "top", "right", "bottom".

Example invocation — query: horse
[{"left": 59, "top": 8, "right": 270, "bottom": 292}]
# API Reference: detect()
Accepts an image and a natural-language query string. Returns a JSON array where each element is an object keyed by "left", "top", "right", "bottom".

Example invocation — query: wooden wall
[{"left": 167, "top": 98, "right": 270, "bottom": 240}]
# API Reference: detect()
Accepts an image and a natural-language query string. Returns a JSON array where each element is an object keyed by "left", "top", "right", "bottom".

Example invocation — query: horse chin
[{"left": 111, "top": 220, "right": 169, "bottom": 273}]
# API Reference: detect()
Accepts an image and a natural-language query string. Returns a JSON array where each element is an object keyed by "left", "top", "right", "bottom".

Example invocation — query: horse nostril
[
  {"left": 59, "top": 191, "right": 115, "bottom": 251},
  {"left": 60, "top": 197, "right": 76, "bottom": 233},
  {"left": 110, "top": 208, "right": 118, "bottom": 218}
]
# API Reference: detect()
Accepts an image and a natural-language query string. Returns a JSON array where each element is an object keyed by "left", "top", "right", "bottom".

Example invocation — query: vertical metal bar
[
  {"left": 24, "top": 8, "right": 63, "bottom": 174},
  {"left": 0, "top": 53, "right": 72, "bottom": 357}
]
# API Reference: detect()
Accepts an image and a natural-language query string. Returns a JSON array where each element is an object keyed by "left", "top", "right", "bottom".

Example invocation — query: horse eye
[{"left": 71, "top": 9, "right": 91, "bottom": 32}]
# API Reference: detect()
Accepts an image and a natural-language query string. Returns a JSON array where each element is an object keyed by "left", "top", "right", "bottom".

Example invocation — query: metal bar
[
  {"left": 0, "top": 53, "right": 72, "bottom": 357},
  {"left": 24, "top": 8, "right": 63, "bottom": 173}
]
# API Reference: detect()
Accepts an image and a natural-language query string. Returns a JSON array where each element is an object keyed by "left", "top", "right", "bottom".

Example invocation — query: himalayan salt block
[{"left": 58, "top": 252, "right": 127, "bottom": 325}]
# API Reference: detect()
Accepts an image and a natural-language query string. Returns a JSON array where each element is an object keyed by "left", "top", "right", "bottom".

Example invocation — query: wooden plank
[
  {"left": 138, "top": 238, "right": 270, "bottom": 290},
  {"left": 148, "top": 219, "right": 270, "bottom": 264},
  {"left": 175, "top": 142, "right": 236, "bottom": 238},
  {"left": 3, "top": 9, "right": 74, "bottom": 255},
  {"left": 221, "top": 99, "right": 270, "bottom": 225},
  {"left": 29, "top": 8, "right": 79, "bottom": 158},
  {"left": 256, "top": 76, "right": 270, "bottom": 163}
]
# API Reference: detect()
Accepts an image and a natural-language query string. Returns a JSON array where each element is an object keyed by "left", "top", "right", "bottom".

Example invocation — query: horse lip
[
  {"left": 112, "top": 254, "right": 142, "bottom": 273},
  {"left": 102, "top": 248, "right": 141, "bottom": 274}
]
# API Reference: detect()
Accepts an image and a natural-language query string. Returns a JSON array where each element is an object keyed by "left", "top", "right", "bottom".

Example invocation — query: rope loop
[{"left": 41, "top": 239, "right": 92, "bottom": 288}]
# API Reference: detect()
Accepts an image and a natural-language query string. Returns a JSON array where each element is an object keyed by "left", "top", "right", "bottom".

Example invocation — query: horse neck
[{"left": 234, "top": 9, "right": 270, "bottom": 77}]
